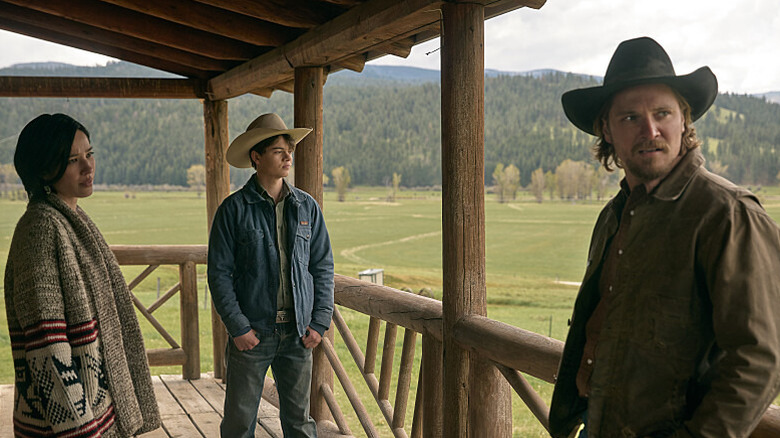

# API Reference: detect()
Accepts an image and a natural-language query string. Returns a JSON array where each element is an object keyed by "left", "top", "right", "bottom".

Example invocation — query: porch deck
[{"left": 0, "top": 374, "right": 350, "bottom": 438}]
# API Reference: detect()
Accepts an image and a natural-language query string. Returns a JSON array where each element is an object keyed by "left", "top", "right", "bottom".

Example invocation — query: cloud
[
  {"left": 374, "top": 0, "right": 780, "bottom": 94},
  {"left": 1, "top": 1, "right": 778, "bottom": 94},
  {"left": 0, "top": 30, "right": 115, "bottom": 68}
]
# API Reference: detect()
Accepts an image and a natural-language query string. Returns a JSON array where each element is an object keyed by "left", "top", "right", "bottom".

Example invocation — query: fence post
[
  {"left": 422, "top": 335, "right": 443, "bottom": 437},
  {"left": 179, "top": 261, "right": 200, "bottom": 379}
]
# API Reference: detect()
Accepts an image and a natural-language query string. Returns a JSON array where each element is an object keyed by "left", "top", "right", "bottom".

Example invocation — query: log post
[
  {"left": 203, "top": 98, "right": 230, "bottom": 380},
  {"left": 179, "top": 261, "right": 200, "bottom": 379},
  {"left": 421, "top": 335, "right": 442, "bottom": 437},
  {"left": 441, "top": 3, "right": 511, "bottom": 436},
  {"left": 293, "top": 67, "right": 325, "bottom": 202},
  {"left": 293, "top": 66, "right": 333, "bottom": 422}
]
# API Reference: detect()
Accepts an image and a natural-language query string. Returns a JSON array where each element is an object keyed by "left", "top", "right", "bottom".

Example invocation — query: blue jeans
[
  {"left": 221, "top": 323, "right": 317, "bottom": 438},
  {"left": 579, "top": 410, "right": 588, "bottom": 438}
]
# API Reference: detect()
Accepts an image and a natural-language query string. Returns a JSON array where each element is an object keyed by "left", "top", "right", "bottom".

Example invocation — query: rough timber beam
[
  {"left": 191, "top": 0, "right": 339, "bottom": 29},
  {"left": 208, "top": 0, "right": 444, "bottom": 100},
  {"left": 0, "top": 77, "right": 206, "bottom": 99},
  {"left": 2, "top": 0, "right": 262, "bottom": 60},
  {"left": 97, "top": 0, "right": 300, "bottom": 47}
]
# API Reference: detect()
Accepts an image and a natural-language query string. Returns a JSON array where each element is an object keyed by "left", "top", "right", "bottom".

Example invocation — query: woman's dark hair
[
  {"left": 14, "top": 113, "right": 90, "bottom": 198},
  {"left": 248, "top": 134, "right": 295, "bottom": 170}
]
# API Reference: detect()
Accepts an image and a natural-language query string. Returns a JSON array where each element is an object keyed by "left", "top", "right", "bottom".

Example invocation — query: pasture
[{"left": 2, "top": 185, "right": 780, "bottom": 436}]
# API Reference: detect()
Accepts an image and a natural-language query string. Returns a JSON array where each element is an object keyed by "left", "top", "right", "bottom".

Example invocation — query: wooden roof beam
[
  {"left": 318, "top": 0, "right": 363, "bottom": 6},
  {"left": 192, "top": 0, "right": 340, "bottom": 29},
  {"left": 3, "top": 0, "right": 263, "bottom": 60},
  {"left": 97, "top": 0, "right": 303, "bottom": 47},
  {"left": 485, "top": 0, "right": 547, "bottom": 16},
  {"left": 208, "top": 0, "right": 445, "bottom": 100},
  {"left": 274, "top": 80, "right": 295, "bottom": 94},
  {"left": 0, "top": 15, "right": 215, "bottom": 78},
  {"left": 376, "top": 36, "right": 417, "bottom": 58},
  {"left": 364, "top": 26, "right": 440, "bottom": 63},
  {"left": 0, "top": 77, "right": 206, "bottom": 98},
  {"left": 334, "top": 55, "right": 367, "bottom": 73},
  {"left": 282, "top": 0, "right": 442, "bottom": 68}
]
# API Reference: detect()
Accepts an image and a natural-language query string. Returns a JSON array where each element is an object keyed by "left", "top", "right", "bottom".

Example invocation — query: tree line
[{"left": 0, "top": 63, "right": 778, "bottom": 189}]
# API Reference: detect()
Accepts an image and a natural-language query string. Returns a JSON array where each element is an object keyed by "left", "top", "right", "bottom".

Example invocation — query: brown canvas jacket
[{"left": 549, "top": 149, "right": 780, "bottom": 438}]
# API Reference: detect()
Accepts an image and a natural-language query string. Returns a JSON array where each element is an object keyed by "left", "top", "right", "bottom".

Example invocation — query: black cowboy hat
[{"left": 561, "top": 37, "right": 718, "bottom": 135}]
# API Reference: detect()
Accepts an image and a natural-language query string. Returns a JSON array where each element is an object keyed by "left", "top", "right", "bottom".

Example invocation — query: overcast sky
[{"left": 1, "top": 0, "right": 777, "bottom": 94}]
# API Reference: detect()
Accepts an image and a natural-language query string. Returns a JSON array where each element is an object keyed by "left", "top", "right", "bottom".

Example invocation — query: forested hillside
[{"left": 0, "top": 62, "right": 778, "bottom": 188}]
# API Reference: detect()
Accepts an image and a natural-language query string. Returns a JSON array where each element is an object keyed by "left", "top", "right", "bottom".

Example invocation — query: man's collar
[
  {"left": 241, "top": 176, "right": 300, "bottom": 204},
  {"left": 255, "top": 177, "right": 291, "bottom": 201}
]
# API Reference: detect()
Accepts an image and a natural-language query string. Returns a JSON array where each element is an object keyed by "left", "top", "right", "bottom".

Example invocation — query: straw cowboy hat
[
  {"left": 561, "top": 36, "right": 718, "bottom": 135},
  {"left": 226, "top": 113, "right": 312, "bottom": 168}
]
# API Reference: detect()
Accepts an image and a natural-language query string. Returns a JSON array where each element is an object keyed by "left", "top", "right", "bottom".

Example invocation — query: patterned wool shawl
[{"left": 5, "top": 194, "right": 160, "bottom": 436}]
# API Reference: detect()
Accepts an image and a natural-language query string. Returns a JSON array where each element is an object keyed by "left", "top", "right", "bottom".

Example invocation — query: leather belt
[{"left": 276, "top": 310, "right": 294, "bottom": 323}]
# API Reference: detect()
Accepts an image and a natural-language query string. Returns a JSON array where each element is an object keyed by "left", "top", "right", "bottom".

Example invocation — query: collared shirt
[
  {"left": 256, "top": 179, "right": 294, "bottom": 311},
  {"left": 576, "top": 181, "right": 648, "bottom": 397}
]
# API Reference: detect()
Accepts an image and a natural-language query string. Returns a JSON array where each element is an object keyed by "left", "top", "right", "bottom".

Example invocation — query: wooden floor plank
[
  {"left": 151, "top": 376, "right": 187, "bottom": 418},
  {"left": 160, "top": 375, "right": 214, "bottom": 415},
  {"left": 257, "top": 398, "right": 283, "bottom": 437},
  {"left": 190, "top": 377, "right": 226, "bottom": 416},
  {"left": 1, "top": 384, "right": 14, "bottom": 437},
  {"left": 137, "top": 425, "right": 170, "bottom": 438},
  {"left": 1, "top": 377, "right": 351, "bottom": 438},
  {"left": 318, "top": 420, "right": 355, "bottom": 438},
  {"left": 189, "top": 411, "right": 222, "bottom": 438},
  {"left": 160, "top": 413, "right": 204, "bottom": 438}
]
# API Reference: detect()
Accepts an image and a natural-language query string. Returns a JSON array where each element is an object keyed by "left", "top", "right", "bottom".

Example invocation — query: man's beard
[{"left": 623, "top": 139, "right": 682, "bottom": 183}]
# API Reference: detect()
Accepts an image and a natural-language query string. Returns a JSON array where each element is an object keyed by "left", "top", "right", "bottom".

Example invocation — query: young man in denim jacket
[{"left": 208, "top": 113, "right": 334, "bottom": 438}]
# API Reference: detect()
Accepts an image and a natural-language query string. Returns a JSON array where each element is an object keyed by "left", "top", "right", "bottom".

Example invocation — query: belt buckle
[{"left": 276, "top": 310, "right": 292, "bottom": 323}]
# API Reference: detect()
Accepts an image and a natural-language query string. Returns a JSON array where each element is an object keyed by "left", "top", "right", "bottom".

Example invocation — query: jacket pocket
[
  {"left": 236, "top": 228, "right": 265, "bottom": 275},
  {"left": 295, "top": 225, "right": 311, "bottom": 265}
]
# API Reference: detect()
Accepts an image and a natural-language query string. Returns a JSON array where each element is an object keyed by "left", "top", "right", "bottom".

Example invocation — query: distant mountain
[
  {"left": 329, "top": 64, "right": 597, "bottom": 85},
  {"left": 758, "top": 91, "right": 780, "bottom": 104},
  {"left": 0, "top": 61, "right": 181, "bottom": 78},
  {"left": 3, "top": 61, "right": 777, "bottom": 103},
  {"left": 0, "top": 61, "right": 778, "bottom": 187}
]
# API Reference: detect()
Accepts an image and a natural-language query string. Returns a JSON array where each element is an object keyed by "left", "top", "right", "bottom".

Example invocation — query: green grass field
[{"left": 3, "top": 185, "right": 780, "bottom": 437}]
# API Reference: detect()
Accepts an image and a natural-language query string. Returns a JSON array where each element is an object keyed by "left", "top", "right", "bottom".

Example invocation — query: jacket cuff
[
  {"left": 232, "top": 326, "right": 252, "bottom": 338},
  {"left": 309, "top": 322, "right": 328, "bottom": 336}
]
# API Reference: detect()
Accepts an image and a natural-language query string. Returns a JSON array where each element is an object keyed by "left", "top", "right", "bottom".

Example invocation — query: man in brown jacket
[{"left": 549, "top": 37, "right": 780, "bottom": 437}]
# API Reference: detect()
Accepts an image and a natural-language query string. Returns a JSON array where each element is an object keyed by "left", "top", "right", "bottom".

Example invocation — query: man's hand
[
  {"left": 302, "top": 326, "right": 322, "bottom": 349},
  {"left": 233, "top": 330, "right": 259, "bottom": 351}
]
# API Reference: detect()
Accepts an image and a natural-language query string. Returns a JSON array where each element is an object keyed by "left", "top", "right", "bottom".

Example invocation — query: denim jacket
[
  {"left": 550, "top": 149, "right": 780, "bottom": 438},
  {"left": 207, "top": 177, "right": 334, "bottom": 339}
]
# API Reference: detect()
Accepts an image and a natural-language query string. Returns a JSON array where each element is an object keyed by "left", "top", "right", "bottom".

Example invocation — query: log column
[
  {"left": 441, "top": 3, "right": 511, "bottom": 436},
  {"left": 293, "top": 66, "right": 333, "bottom": 422},
  {"left": 203, "top": 98, "right": 230, "bottom": 380}
]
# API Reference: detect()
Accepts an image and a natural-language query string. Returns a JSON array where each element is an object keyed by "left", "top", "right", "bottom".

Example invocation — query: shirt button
[
  {"left": 618, "top": 249, "right": 623, "bottom": 255},
  {"left": 609, "top": 286, "right": 613, "bottom": 292},
  {"left": 587, "top": 359, "right": 593, "bottom": 365},
  {"left": 629, "top": 210, "right": 635, "bottom": 216}
]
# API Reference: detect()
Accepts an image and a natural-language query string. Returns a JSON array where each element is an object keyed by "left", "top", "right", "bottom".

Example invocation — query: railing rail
[
  {"left": 111, "top": 245, "right": 206, "bottom": 380},
  {"left": 104, "top": 246, "right": 780, "bottom": 436},
  {"left": 334, "top": 273, "right": 780, "bottom": 437}
]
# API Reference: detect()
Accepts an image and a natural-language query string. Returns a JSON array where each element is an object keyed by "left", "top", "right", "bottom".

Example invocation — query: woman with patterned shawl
[{"left": 4, "top": 114, "right": 160, "bottom": 437}]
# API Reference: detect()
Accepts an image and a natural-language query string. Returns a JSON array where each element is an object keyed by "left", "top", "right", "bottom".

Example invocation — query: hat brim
[
  {"left": 226, "top": 127, "right": 312, "bottom": 168},
  {"left": 562, "top": 66, "right": 718, "bottom": 135}
]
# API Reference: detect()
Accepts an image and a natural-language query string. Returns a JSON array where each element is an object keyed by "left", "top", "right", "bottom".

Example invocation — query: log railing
[
  {"left": 111, "top": 245, "right": 206, "bottom": 380},
  {"left": 106, "top": 245, "right": 780, "bottom": 436},
  {"left": 332, "top": 274, "right": 780, "bottom": 437}
]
